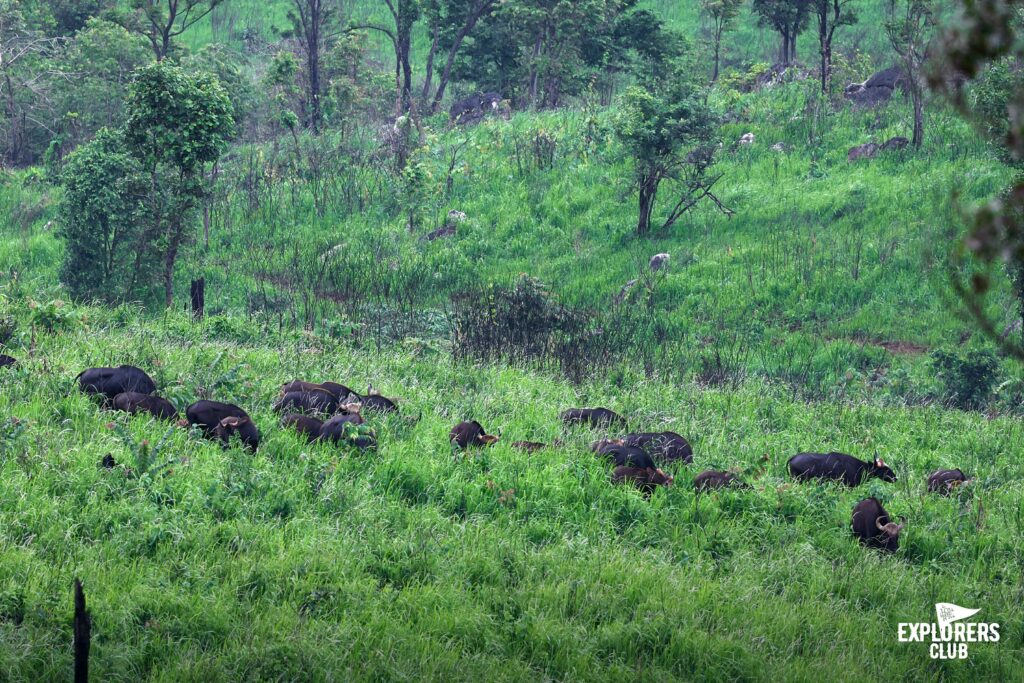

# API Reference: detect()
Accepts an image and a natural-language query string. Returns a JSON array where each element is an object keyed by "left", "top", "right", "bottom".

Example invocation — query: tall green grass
[{"left": 0, "top": 305, "right": 1020, "bottom": 681}]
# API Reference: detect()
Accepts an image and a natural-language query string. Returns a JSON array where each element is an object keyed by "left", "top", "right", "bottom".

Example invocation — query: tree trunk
[
  {"left": 430, "top": 2, "right": 493, "bottom": 112},
  {"left": 190, "top": 278, "right": 205, "bottom": 320},
  {"left": 73, "top": 580, "right": 90, "bottom": 683},
  {"left": 911, "top": 83, "right": 924, "bottom": 147},
  {"left": 422, "top": 24, "right": 439, "bottom": 102},
  {"left": 637, "top": 174, "right": 659, "bottom": 237},
  {"left": 712, "top": 29, "right": 721, "bottom": 83}
]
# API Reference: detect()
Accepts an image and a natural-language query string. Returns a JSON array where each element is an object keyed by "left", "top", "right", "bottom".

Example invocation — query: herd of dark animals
[{"left": 0, "top": 358, "right": 975, "bottom": 554}]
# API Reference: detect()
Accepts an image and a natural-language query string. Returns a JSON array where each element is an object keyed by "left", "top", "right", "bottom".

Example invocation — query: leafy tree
[
  {"left": 421, "top": 0, "right": 497, "bottom": 111},
  {"left": 886, "top": 0, "right": 934, "bottom": 148},
  {"left": 352, "top": 0, "right": 420, "bottom": 115},
  {"left": 285, "top": 0, "right": 339, "bottom": 132},
  {"left": 57, "top": 128, "right": 148, "bottom": 302},
  {"left": 700, "top": 0, "right": 744, "bottom": 83},
  {"left": 50, "top": 18, "right": 150, "bottom": 160},
  {"left": 752, "top": 0, "right": 811, "bottom": 65},
  {"left": 116, "top": 0, "right": 226, "bottom": 60},
  {"left": 124, "top": 61, "right": 234, "bottom": 307},
  {"left": 929, "top": 1, "right": 1024, "bottom": 357},
  {"left": 812, "top": 0, "right": 857, "bottom": 93},
  {"left": 0, "top": 0, "right": 62, "bottom": 165},
  {"left": 445, "top": 0, "right": 667, "bottom": 108},
  {"left": 613, "top": 58, "right": 726, "bottom": 236}
]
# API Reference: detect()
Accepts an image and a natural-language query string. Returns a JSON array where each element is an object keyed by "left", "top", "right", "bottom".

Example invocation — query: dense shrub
[{"left": 930, "top": 346, "right": 1001, "bottom": 409}]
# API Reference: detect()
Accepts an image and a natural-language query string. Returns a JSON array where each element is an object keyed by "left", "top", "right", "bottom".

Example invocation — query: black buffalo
[
  {"left": 112, "top": 392, "right": 178, "bottom": 420},
  {"left": 622, "top": 431, "right": 693, "bottom": 464},
  {"left": 450, "top": 420, "right": 499, "bottom": 449},
  {"left": 593, "top": 442, "right": 660, "bottom": 470},
  {"left": 185, "top": 400, "right": 250, "bottom": 437},
  {"left": 693, "top": 470, "right": 750, "bottom": 492},
  {"left": 359, "top": 388, "right": 398, "bottom": 414},
  {"left": 77, "top": 365, "right": 156, "bottom": 401},
  {"left": 788, "top": 452, "right": 896, "bottom": 487},
  {"left": 560, "top": 407, "right": 627, "bottom": 429},
  {"left": 926, "top": 468, "right": 969, "bottom": 495},
  {"left": 0, "top": 354, "right": 15, "bottom": 368},
  {"left": 281, "top": 380, "right": 354, "bottom": 400},
  {"left": 851, "top": 497, "right": 904, "bottom": 552},
  {"left": 213, "top": 415, "right": 261, "bottom": 452},
  {"left": 281, "top": 414, "right": 324, "bottom": 442},
  {"left": 273, "top": 390, "right": 340, "bottom": 415},
  {"left": 612, "top": 466, "right": 673, "bottom": 497},
  {"left": 319, "top": 407, "right": 375, "bottom": 448}
]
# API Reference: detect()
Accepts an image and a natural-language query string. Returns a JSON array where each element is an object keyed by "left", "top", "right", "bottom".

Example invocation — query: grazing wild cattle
[
  {"left": 319, "top": 406, "right": 375, "bottom": 448},
  {"left": 77, "top": 365, "right": 156, "bottom": 401},
  {"left": 280, "top": 380, "right": 354, "bottom": 400},
  {"left": 693, "top": 470, "right": 750, "bottom": 492},
  {"left": 450, "top": 420, "right": 499, "bottom": 449},
  {"left": 213, "top": 416, "right": 261, "bottom": 452},
  {"left": 788, "top": 452, "right": 896, "bottom": 487},
  {"left": 927, "top": 468, "right": 969, "bottom": 495},
  {"left": 185, "top": 400, "right": 250, "bottom": 438},
  {"left": 622, "top": 432, "right": 693, "bottom": 464},
  {"left": 560, "top": 407, "right": 627, "bottom": 429},
  {"left": 0, "top": 354, "right": 15, "bottom": 368},
  {"left": 851, "top": 497, "right": 904, "bottom": 552},
  {"left": 112, "top": 392, "right": 178, "bottom": 420},
  {"left": 612, "top": 466, "right": 673, "bottom": 497},
  {"left": 594, "top": 442, "right": 662, "bottom": 471},
  {"left": 360, "top": 386, "right": 398, "bottom": 414},
  {"left": 281, "top": 414, "right": 324, "bottom": 442},
  {"left": 273, "top": 390, "right": 339, "bottom": 415}
]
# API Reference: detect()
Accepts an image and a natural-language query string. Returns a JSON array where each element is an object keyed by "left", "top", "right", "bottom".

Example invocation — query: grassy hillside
[{"left": 0, "top": 305, "right": 1021, "bottom": 681}]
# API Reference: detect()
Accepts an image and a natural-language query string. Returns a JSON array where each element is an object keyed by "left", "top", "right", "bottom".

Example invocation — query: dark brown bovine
[
  {"left": 851, "top": 497, "right": 904, "bottom": 552},
  {"left": 359, "top": 391, "right": 398, "bottom": 414},
  {"left": 560, "top": 407, "right": 626, "bottom": 429},
  {"left": 612, "top": 466, "right": 674, "bottom": 498},
  {"left": 450, "top": 420, "right": 499, "bottom": 449},
  {"left": 280, "top": 380, "right": 354, "bottom": 400},
  {"left": 282, "top": 414, "right": 324, "bottom": 442},
  {"left": 693, "top": 470, "right": 750, "bottom": 492},
  {"left": 319, "top": 407, "right": 374, "bottom": 448},
  {"left": 511, "top": 441, "right": 547, "bottom": 453},
  {"left": 213, "top": 416, "right": 261, "bottom": 452},
  {"left": 112, "top": 392, "right": 178, "bottom": 420},
  {"left": 788, "top": 452, "right": 896, "bottom": 487},
  {"left": 77, "top": 365, "right": 156, "bottom": 401},
  {"left": 0, "top": 354, "right": 15, "bottom": 368},
  {"left": 622, "top": 432, "right": 693, "bottom": 464},
  {"left": 926, "top": 468, "right": 968, "bottom": 495},
  {"left": 273, "top": 390, "right": 339, "bottom": 415},
  {"left": 185, "top": 400, "right": 250, "bottom": 438},
  {"left": 593, "top": 442, "right": 659, "bottom": 470}
]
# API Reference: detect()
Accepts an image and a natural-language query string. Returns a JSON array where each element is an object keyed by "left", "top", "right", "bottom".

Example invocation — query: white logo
[{"left": 898, "top": 603, "right": 999, "bottom": 659}]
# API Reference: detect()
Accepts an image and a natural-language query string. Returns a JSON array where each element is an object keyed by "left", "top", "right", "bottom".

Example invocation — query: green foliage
[
  {"left": 57, "top": 128, "right": 148, "bottom": 302},
  {"left": 124, "top": 60, "right": 235, "bottom": 173},
  {"left": 930, "top": 346, "right": 1001, "bottom": 409}
]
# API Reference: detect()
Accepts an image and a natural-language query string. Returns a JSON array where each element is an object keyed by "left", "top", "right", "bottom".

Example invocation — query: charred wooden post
[
  {"left": 190, "top": 278, "right": 205, "bottom": 320},
  {"left": 73, "top": 578, "right": 90, "bottom": 683}
]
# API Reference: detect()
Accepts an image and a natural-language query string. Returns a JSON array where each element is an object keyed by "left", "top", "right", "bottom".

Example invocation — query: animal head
[
  {"left": 590, "top": 438, "right": 624, "bottom": 452},
  {"left": 876, "top": 516, "right": 905, "bottom": 541},
  {"left": 872, "top": 458, "right": 897, "bottom": 482},
  {"left": 648, "top": 467, "right": 673, "bottom": 486},
  {"left": 340, "top": 401, "right": 362, "bottom": 415},
  {"left": 219, "top": 416, "right": 250, "bottom": 429},
  {"left": 479, "top": 434, "right": 500, "bottom": 445}
]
